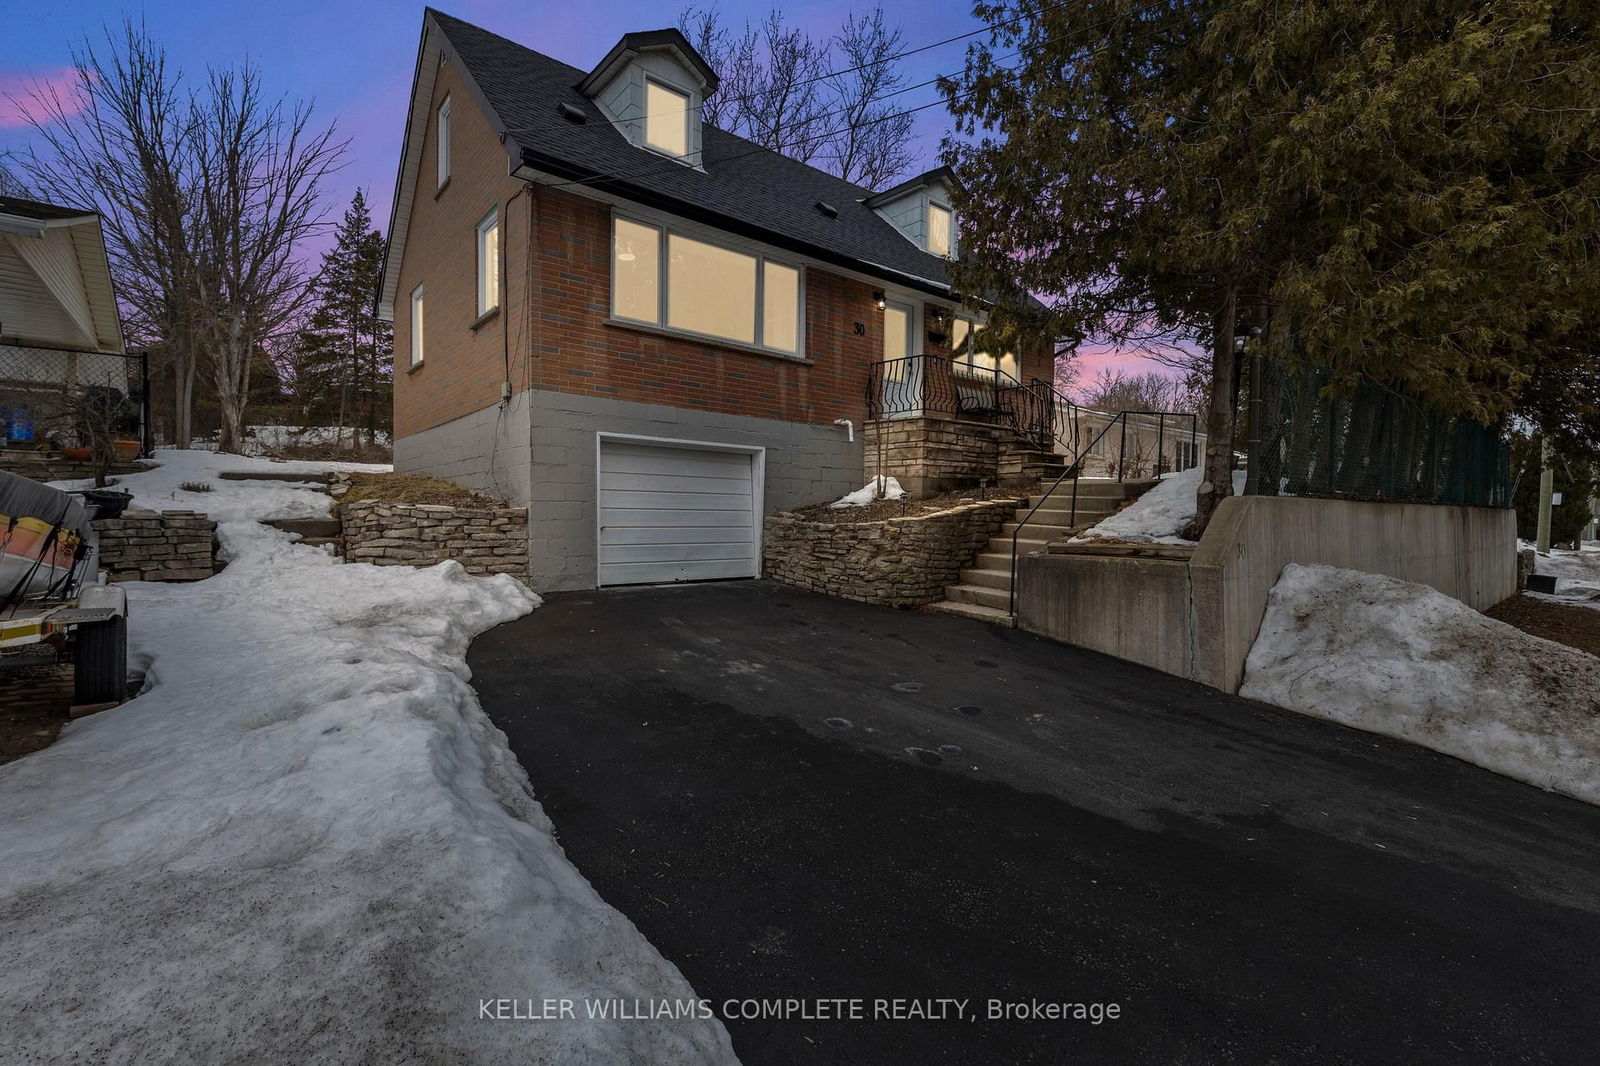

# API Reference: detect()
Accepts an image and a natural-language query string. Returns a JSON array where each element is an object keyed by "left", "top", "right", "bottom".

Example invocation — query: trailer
[{"left": 1, "top": 472, "right": 131, "bottom": 711}]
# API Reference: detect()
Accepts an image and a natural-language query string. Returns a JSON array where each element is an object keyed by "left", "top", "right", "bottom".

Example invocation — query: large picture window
[{"left": 612, "top": 216, "right": 801, "bottom": 354}]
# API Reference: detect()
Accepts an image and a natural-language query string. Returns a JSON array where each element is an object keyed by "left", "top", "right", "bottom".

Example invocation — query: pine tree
[
  {"left": 292, "top": 190, "right": 392, "bottom": 448},
  {"left": 943, "top": 0, "right": 1600, "bottom": 531}
]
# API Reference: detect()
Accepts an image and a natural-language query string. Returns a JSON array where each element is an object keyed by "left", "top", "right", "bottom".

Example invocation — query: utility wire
[
  {"left": 501, "top": 0, "right": 1166, "bottom": 139},
  {"left": 532, "top": 6, "right": 1178, "bottom": 196}
]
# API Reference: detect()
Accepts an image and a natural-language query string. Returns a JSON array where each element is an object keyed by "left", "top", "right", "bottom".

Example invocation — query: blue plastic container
[{"left": 6, "top": 408, "right": 34, "bottom": 442}]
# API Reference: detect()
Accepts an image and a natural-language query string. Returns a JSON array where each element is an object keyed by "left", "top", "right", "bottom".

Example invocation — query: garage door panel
[
  {"left": 601, "top": 524, "right": 753, "bottom": 545},
  {"left": 601, "top": 445, "right": 751, "bottom": 479},
  {"left": 598, "top": 439, "right": 759, "bottom": 586},
  {"left": 599, "top": 557, "right": 756, "bottom": 584},
  {"left": 602, "top": 541, "right": 755, "bottom": 564},
  {"left": 601, "top": 471, "right": 753, "bottom": 494},
  {"left": 601, "top": 508, "right": 753, "bottom": 529},
  {"left": 602, "top": 489, "right": 753, "bottom": 511}
]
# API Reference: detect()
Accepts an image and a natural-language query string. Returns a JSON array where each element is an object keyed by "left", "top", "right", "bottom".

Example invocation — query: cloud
[{"left": 0, "top": 67, "right": 90, "bottom": 130}]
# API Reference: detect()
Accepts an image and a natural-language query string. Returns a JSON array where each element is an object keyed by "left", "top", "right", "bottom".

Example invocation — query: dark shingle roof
[
  {"left": 429, "top": 9, "right": 953, "bottom": 294},
  {"left": 0, "top": 196, "right": 98, "bottom": 222}
]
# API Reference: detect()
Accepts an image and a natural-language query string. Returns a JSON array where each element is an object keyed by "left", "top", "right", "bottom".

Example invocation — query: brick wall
[
  {"left": 392, "top": 57, "right": 529, "bottom": 439},
  {"left": 763, "top": 498, "right": 1023, "bottom": 607},
  {"left": 93, "top": 510, "right": 217, "bottom": 582},
  {"left": 340, "top": 499, "right": 529, "bottom": 578},
  {"left": 391, "top": 64, "right": 1053, "bottom": 446}
]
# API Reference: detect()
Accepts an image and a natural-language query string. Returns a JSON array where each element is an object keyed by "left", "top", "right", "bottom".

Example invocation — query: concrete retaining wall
[
  {"left": 764, "top": 498, "right": 1022, "bottom": 607},
  {"left": 1018, "top": 495, "right": 1518, "bottom": 692},
  {"left": 93, "top": 509, "right": 217, "bottom": 582},
  {"left": 341, "top": 499, "right": 529, "bottom": 578}
]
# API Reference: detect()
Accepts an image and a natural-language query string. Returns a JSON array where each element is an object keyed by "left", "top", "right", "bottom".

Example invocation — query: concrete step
[
  {"left": 960, "top": 566, "right": 1013, "bottom": 590},
  {"left": 972, "top": 550, "right": 1015, "bottom": 571},
  {"left": 999, "top": 521, "right": 1077, "bottom": 540},
  {"left": 924, "top": 600, "right": 1016, "bottom": 627},
  {"left": 266, "top": 517, "right": 341, "bottom": 538},
  {"left": 989, "top": 534, "right": 1050, "bottom": 555},
  {"left": 943, "top": 583, "right": 1012, "bottom": 611}
]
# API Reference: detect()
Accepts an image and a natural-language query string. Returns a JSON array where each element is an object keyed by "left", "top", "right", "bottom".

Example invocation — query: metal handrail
[{"left": 1006, "top": 408, "right": 1200, "bottom": 616}]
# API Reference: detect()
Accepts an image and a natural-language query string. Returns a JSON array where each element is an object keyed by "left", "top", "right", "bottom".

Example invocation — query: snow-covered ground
[
  {"left": 1241, "top": 564, "right": 1600, "bottom": 806},
  {"left": 1071, "top": 467, "right": 1246, "bottom": 544},
  {"left": 1531, "top": 544, "right": 1600, "bottom": 608},
  {"left": 828, "top": 475, "right": 907, "bottom": 508},
  {"left": 4, "top": 449, "right": 735, "bottom": 1063},
  {"left": 188, "top": 424, "right": 393, "bottom": 456}
]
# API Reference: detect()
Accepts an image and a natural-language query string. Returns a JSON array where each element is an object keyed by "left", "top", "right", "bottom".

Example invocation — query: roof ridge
[{"left": 428, "top": 7, "right": 897, "bottom": 202}]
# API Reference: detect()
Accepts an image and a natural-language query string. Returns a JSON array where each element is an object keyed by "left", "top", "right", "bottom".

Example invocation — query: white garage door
[{"left": 597, "top": 438, "right": 760, "bottom": 586}]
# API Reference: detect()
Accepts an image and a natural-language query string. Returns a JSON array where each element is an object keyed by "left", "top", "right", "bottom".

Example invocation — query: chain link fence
[
  {"left": 0, "top": 343, "right": 149, "bottom": 455},
  {"left": 1247, "top": 359, "right": 1511, "bottom": 507}
]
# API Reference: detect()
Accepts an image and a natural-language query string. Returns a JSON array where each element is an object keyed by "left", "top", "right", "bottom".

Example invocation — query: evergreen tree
[
  {"left": 942, "top": 0, "right": 1600, "bottom": 531},
  {"left": 292, "top": 190, "right": 392, "bottom": 447}
]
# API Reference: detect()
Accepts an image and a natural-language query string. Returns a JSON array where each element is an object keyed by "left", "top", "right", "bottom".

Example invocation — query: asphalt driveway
[{"left": 468, "top": 580, "right": 1600, "bottom": 1064}]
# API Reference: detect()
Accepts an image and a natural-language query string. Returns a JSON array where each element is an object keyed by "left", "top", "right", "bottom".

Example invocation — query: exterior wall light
[{"left": 873, "top": 290, "right": 886, "bottom": 310}]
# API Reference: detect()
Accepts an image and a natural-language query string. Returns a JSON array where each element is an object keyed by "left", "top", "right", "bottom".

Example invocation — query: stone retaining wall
[
  {"left": 1, "top": 454, "right": 149, "bottom": 483},
  {"left": 340, "top": 499, "right": 528, "bottom": 577},
  {"left": 863, "top": 418, "right": 1000, "bottom": 499},
  {"left": 763, "top": 498, "right": 1023, "bottom": 607},
  {"left": 93, "top": 509, "right": 217, "bottom": 582}
]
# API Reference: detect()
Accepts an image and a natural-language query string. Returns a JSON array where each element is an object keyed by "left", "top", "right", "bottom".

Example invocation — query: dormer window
[
  {"left": 644, "top": 79, "right": 690, "bottom": 157},
  {"left": 579, "top": 30, "right": 719, "bottom": 169},
  {"left": 928, "top": 202, "right": 953, "bottom": 257}
]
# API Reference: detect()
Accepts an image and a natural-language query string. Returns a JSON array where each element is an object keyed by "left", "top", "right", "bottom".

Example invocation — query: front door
[{"left": 877, "top": 300, "right": 919, "bottom": 418}]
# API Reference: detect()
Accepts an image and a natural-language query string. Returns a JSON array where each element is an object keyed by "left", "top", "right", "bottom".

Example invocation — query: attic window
[
  {"left": 814, "top": 201, "right": 838, "bottom": 219},
  {"left": 928, "top": 202, "right": 953, "bottom": 257},
  {"left": 644, "top": 79, "right": 690, "bottom": 157}
]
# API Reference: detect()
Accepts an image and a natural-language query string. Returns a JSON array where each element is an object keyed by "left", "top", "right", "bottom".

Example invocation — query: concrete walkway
[{"left": 469, "top": 580, "right": 1600, "bottom": 1064}]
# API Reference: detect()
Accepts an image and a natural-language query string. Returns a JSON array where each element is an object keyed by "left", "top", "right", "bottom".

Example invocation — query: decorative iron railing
[{"left": 866, "top": 356, "right": 1085, "bottom": 454}]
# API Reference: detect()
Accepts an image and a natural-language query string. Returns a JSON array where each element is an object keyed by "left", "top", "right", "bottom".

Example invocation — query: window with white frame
[
  {"left": 476, "top": 208, "right": 500, "bottom": 317},
  {"left": 436, "top": 98, "right": 451, "bottom": 188},
  {"left": 409, "top": 284, "right": 425, "bottom": 366},
  {"left": 644, "top": 79, "right": 690, "bottom": 158},
  {"left": 611, "top": 216, "right": 801, "bottom": 354},
  {"left": 928, "top": 202, "right": 953, "bottom": 257},
  {"left": 950, "top": 316, "right": 1017, "bottom": 381}
]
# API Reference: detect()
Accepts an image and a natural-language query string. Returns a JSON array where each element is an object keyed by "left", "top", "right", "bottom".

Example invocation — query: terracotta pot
[
  {"left": 114, "top": 439, "right": 140, "bottom": 461},
  {"left": 61, "top": 447, "right": 93, "bottom": 461}
]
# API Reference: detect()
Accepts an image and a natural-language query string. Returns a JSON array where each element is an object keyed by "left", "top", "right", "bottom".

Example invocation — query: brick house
[{"left": 380, "top": 10, "right": 1063, "bottom": 591}]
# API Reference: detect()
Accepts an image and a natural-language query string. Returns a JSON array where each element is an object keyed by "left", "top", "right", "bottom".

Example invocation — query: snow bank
[
  {"left": 1533, "top": 546, "right": 1600, "bottom": 608},
  {"left": 1071, "top": 467, "right": 1245, "bottom": 544},
  {"left": 1241, "top": 564, "right": 1600, "bottom": 806},
  {"left": 828, "top": 475, "right": 907, "bottom": 508},
  {"left": 8, "top": 449, "right": 736, "bottom": 1063}
]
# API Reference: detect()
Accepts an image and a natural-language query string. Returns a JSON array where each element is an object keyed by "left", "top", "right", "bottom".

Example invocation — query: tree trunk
[
  {"left": 174, "top": 344, "right": 196, "bottom": 449},
  {"left": 1193, "top": 282, "right": 1240, "bottom": 534}
]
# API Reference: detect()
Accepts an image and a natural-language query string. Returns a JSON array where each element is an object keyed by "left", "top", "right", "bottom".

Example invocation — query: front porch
[{"left": 862, "top": 353, "right": 1075, "bottom": 498}]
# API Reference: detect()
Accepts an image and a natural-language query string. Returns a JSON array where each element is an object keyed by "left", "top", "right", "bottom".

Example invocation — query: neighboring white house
[{"left": 1056, "top": 404, "right": 1205, "bottom": 479}]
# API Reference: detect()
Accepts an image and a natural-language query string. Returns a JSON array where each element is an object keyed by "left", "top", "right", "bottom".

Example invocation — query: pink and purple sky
[{"left": 0, "top": 0, "right": 1162, "bottom": 382}]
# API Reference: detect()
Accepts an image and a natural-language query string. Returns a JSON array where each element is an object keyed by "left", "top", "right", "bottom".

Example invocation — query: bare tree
[
  {"left": 14, "top": 23, "right": 206, "bottom": 446},
  {"left": 678, "top": 5, "right": 918, "bottom": 184},
  {"left": 1079, "top": 367, "right": 1186, "bottom": 413},
  {"left": 0, "top": 157, "right": 31, "bottom": 197},
  {"left": 191, "top": 67, "right": 345, "bottom": 454},
  {"left": 819, "top": 9, "right": 916, "bottom": 187}
]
